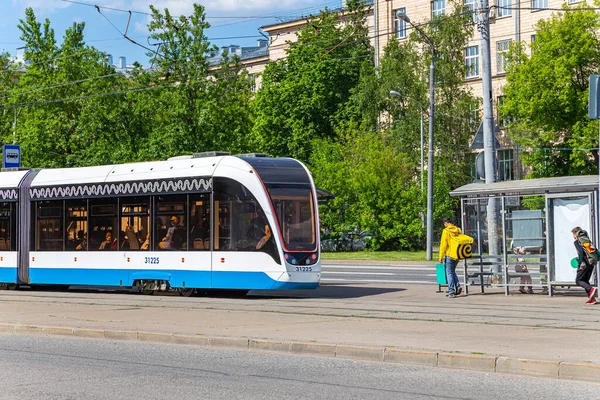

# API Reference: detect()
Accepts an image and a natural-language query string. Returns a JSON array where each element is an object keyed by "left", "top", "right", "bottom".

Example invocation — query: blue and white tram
[{"left": 0, "top": 154, "right": 321, "bottom": 294}]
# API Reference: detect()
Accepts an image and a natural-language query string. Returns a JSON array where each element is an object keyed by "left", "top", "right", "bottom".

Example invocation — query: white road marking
[
  {"left": 321, "top": 278, "right": 434, "bottom": 284},
  {"left": 321, "top": 271, "right": 395, "bottom": 275},
  {"left": 322, "top": 265, "right": 434, "bottom": 270}
]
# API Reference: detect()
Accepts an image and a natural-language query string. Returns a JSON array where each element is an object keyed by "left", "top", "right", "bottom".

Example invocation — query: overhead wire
[{"left": 0, "top": 7, "right": 481, "bottom": 106}]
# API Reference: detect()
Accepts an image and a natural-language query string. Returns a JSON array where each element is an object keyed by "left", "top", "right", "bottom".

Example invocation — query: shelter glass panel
[
  {"left": 504, "top": 195, "right": 548, "bottom": 289},
  {"left": 462, "top": 198, "right": 506, "bottom": 285}
]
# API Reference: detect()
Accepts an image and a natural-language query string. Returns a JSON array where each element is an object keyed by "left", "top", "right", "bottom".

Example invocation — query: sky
[{"left": 1, "top": 0, "right": 344, "bottom": 65}]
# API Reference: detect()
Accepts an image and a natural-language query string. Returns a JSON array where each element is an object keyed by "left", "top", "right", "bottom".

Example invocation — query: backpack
[
  {"left": 448, "top": 233, "right": 474, "bottom": 260},
  {"left": 576, "top": 230, "right": 599, "bottom": 265}
]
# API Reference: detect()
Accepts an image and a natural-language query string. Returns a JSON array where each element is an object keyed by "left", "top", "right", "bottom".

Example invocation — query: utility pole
[{"left": 478, "top": 0, "right": 499, "bottom": 258}]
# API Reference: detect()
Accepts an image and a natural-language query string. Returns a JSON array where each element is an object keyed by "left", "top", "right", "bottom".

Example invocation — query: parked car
[{"left": 321, "top": 230, "right": 373, "bottom": 252}]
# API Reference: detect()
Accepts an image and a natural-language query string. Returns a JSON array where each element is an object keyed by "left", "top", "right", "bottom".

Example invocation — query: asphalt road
[
  {"left": 321, "top": 263, "right": 437, "bottom": 285},
  {"left": 1, "top": 334, "right": 598, "bottom": 400}
]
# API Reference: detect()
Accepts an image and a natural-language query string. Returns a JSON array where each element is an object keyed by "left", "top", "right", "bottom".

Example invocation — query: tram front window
[{"left": 268, "top": 188, "right": 316, "bottom": 252}]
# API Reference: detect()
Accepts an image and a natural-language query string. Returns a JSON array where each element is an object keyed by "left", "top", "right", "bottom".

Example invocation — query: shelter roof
[{"left": 450, "top": 175, "right": 599, "bottom": 198}]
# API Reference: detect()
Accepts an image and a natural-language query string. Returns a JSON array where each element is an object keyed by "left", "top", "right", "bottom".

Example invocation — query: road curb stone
[
  {"left": 384, "top": 349, "right": 438, "bottom": 366},
  {"left": 2, "top": 323, "right": 599, "bottom": 382},
  {"left": 559, "top": 362, "right": 600, "bottom": 381},
  {"left": 437, "top": 352, "right": 496, "bottom": 372},
  {"left": 496, "top": 356, "right": 559, "bottom": 378},
  {"left": 336, "top": 345, "right": 384, "bottom": 362}
]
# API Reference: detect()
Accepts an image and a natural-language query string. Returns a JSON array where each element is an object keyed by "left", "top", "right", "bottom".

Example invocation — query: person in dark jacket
[{"left": 572, "top": 226, "right": 597, "bottom": 304}]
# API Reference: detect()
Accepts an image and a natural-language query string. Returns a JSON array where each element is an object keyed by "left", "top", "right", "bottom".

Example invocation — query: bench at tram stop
[{"left": 435, "top": 259, "right": 495, "bottom": 295}]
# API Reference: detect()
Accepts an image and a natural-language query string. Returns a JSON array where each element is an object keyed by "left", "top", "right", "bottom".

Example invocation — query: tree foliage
[
  {"left": 251, "top": 0, "right": 372, "bottom": 160},
  {"left": 2, "top": 6, "right": 253, "bottom": 168},
  {"left": 310, "top": 2, "right": 479, "bottom": 249},
  {"left": 501, "top": 6, "right": 600, "bottom": 177}
]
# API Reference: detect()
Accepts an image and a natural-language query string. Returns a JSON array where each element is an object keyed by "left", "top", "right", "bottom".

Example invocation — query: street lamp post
[{"left": 398, "top": 14, "right": 435, "bottom": 260}]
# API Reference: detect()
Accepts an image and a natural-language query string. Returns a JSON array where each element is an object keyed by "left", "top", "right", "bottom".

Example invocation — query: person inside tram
[
  {"left": 141, "top": 233, "right": 150, "bottom": 250},
  {"left": 119, "top": 231, "right": 130, "bottom": 250},
  {"left": 99, "top": 232, "right": 111, "bottom": 250},
  {"left": 247, "top": 213, "right": 272, "bottom": 250},
  {"left": 160, "top": 216, "right": 183, "bottom": 250},
  {"left": 75, "top": 230, "right": 87, "bottom": 251}
]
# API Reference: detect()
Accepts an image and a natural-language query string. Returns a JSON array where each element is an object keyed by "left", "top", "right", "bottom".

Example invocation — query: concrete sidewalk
[{"left": 0, "top": 283, "right": 599, "bottom": 382}]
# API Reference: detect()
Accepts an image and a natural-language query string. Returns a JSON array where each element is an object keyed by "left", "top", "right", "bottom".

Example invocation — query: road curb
[{"left": 2, "top": 323, "right": 598, "bottom": 383}]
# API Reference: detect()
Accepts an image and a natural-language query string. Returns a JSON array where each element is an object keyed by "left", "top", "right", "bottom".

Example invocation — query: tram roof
[
  {"left": 0, "top": 169, "right": 31, "bottom": 189},
  {"left": 450, "top": 175, "right": 599, "bottom": 198},
  {"left": 30, "top": 156, "right": 231, "bottom": 187}
]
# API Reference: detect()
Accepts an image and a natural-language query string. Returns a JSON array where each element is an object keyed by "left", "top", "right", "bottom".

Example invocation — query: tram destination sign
[{"left": 2, "top": 144, "right": 20, "bottom": 169}]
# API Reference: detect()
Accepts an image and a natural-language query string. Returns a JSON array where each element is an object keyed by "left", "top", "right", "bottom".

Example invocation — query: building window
[
  {"left": 531, "top": 34, "right": 536, "bottom": 42},
  {"left": 394, "top": 8, "right": 407, "bottom": 39},
  {"left": 532, "top": 0, "right": 547, "bottom": 10},
  {"left": 567, "top": 0, "right": 582, "bottom": 4},
  {"left": 497, "top": 96, "right": 511, "bottom": 128},
  {"left": 465, "top": 46, "right": 479, "bottom": 78},
  {"left": 497, "top": 0, "right": 512, "bottom": 17},
  {"left": 498, "top": 149, "right": 514, "bottom": 181},
  {"left": 432, "top": 0, "right": 445, "bottom": 17},
  {"left": 496, "top": 39, "right": 511, "bottom": 74},
  {"left": 464, "top": 0, "right": 478, "bottom": 23}
]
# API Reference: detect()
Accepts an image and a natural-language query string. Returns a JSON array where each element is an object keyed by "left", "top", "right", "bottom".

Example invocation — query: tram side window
[
  {"left": 120, "top": 197, "right": 150, "bottom": 250},
  {"left": 189, "top": 194, "right": 211, "bottom": 250},
  {"left": 0, "top": 202, "right": 16, "bottom": 251},
  {"left": 36, "top": 201, "right": 64, "bottom": 251},
  {"left": 89, "top": 199, "right": 118, "bottom": 251},
  {"left": 155, "top": 195, "right": 187, "bottom": 251},
  {"left": 213, "top": 178, "right": 276, "bottom": 258},
  {"left": 66, "top": 200, "right": 88, "bottom": 251}
]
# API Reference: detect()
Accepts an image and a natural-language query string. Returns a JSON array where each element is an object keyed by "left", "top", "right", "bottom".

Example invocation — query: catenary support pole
[
  {"left": 426, "top": 51, "right": 435, "bottom": 260},
  {"left": 479, "top": 0, "right": 500, "bottom": 274}
]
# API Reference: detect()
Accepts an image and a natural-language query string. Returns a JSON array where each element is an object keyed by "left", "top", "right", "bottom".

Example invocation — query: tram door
[{"left": 548, "top": 193, "right": 594, "bottom": 283}]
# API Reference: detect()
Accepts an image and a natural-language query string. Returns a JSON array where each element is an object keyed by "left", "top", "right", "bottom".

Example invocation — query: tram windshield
[{"left": 268, "top": 187, "right": 316, "bottom": 251}]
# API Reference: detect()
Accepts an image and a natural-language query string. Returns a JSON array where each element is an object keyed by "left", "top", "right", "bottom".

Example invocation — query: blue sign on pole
[{"left": 2, "top": 144, "right": 21, "bottom": 169}]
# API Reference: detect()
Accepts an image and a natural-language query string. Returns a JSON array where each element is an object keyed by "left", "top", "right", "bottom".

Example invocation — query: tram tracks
[{"left": 1, "top": 287, "right": 598, "bottom": 331}]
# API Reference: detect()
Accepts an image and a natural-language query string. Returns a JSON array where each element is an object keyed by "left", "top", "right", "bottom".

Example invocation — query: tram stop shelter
[{"left": 450, "top": 175, "right": 599, "bottom": 296}]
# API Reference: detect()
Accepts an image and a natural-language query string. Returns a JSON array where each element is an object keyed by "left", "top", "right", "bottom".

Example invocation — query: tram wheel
[
  {"left": 178, "top": 288, "right": 195, "bottom": 297},
  {"left": 1, "top": 283, "right": 19, "bottom": 290}
]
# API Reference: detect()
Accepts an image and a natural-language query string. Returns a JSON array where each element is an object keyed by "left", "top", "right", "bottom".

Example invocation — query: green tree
[
  {"left": 8, "top": 8, "right": 129, "bottom": 168},
  {"left": 501, "top": 6, "right": 600, "bottom": 177},
  {"left": 311, "top": 129, "right": 423, "bottom": 250},
  {"left": 139, "top": 4, "right": 253, "bottom": 159},
  {"left": 251, "top": 0, "right": 372, "bottom": 159},
  {"left": 313, "top": 2, "right": 479, "bottom": 249}
]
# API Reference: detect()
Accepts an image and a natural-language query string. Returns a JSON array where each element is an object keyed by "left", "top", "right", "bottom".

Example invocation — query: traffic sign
[{"left": 2, "top": 144, "right": 21, "bottom": 169}]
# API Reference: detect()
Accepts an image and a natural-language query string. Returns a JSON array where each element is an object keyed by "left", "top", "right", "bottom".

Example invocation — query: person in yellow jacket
[{"left": 439, "top": 217, "right": 462, "bottom": 298}]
